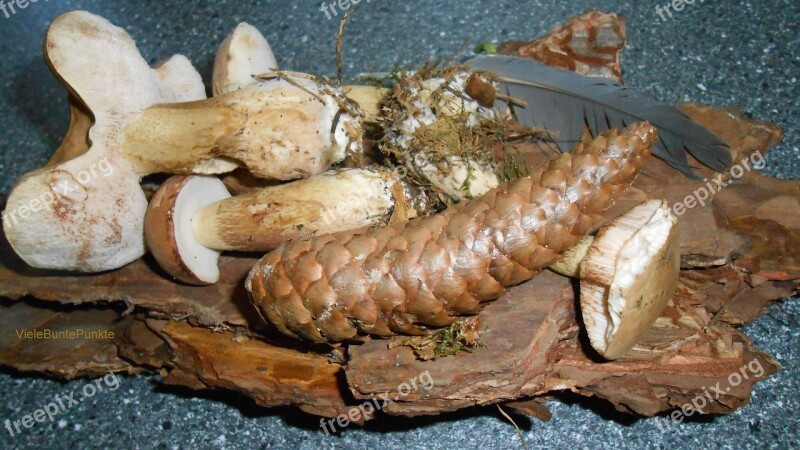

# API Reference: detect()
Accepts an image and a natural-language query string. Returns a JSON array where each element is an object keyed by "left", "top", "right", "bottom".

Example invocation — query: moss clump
[{"left": 396, "top": 317, "right": 484, "bottom": 361}]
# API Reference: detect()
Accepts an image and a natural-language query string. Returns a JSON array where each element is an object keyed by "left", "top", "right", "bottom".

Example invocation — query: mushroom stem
[
  {"left": 547, "top": 235, "right": 594, "bottom": 277},
  {"left": 191, "top": 169, "right": 412, "bottom": 251},
  {"left": 145, "top": 169, "right": 423, "bottom": 284},
  {"left": 343, "top": 85, "right": 387, "bottom": 122},
  {"left": 122, "top": 76, "right": 364, "bottom": 180}
]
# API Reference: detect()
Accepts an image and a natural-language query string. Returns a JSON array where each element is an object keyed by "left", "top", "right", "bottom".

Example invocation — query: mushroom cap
[
  {"left": 4, "top": 152, "right": 147, "bottom": 271},
  {"left": 579, "top": 200, "right": 680, "bottom": 360},
  {"left": 213, "top": 22, "right": 278, "bottom": 96},
  {"left": 144, "top": 176, "right": 231, "bottom": 285},
  {"left": 154, "top": 55, "right": 207, "bottom": 102}
]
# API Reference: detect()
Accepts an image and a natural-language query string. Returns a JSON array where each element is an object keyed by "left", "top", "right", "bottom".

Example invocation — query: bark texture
[{"left": 498, "top": 10, "right": 626, "bottom": 82}]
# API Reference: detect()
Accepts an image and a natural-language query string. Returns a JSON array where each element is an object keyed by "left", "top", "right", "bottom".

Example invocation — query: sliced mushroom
[
  {"left": 145, "top": 176, "right": 232, "bottom": 285},
  {"left": 579, "top": 200, "right": 680, "bottom": 360},
  {"left": 145, "top": 169, "right": 418, "bottom": 285}
]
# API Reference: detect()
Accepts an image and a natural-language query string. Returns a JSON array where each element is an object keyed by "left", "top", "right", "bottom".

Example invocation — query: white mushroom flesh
[{"left": 176, "top": 176, "right": 231, "bottom": 283}]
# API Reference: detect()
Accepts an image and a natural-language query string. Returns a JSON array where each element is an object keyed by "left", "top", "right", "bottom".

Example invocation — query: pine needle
[{"left": 496, "top": 404, "right": 529, "bottom": 450}]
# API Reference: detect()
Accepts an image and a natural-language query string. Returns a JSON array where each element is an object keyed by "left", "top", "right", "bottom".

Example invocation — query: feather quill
[{"left": 465, "top": 55, "right": 731, "bottom": 176}]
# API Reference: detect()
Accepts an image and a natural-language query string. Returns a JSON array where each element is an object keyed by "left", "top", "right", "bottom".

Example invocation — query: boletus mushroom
[
  {"left": 3, "top": 11, "right": 363, "bottom": 272},
  {"left": 579, "top": 200, "right": 680, "bottom": 360},
  {"left": 145, "top": 169, "right": 422, "bottom": 285}
]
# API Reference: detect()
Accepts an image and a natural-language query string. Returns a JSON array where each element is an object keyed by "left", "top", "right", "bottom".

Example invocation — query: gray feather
[{"left": 465, "top": 55, "right": 731, "bottom": 176}]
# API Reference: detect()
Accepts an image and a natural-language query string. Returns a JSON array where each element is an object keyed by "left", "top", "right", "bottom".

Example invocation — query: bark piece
[
  {"left": 0, "top": 301, "right": 158, "bottom": 378},
  {"left": 546, "top": 300, "right": 781, "bottom": 416},
  {"left": 728, "top": 216, "right": 800, "bottom": 281},
  {"left": 345, "top": 271, "right": 573, "bottom": 416},
  {"left": 0, "top": 231, "right": 259, "bottom": 330},
  {"left": 499, "top": 10, "right": 626, "bottom": 82},
  {"left": 158, "top": 320, "right": 355, "bottom": 419}
]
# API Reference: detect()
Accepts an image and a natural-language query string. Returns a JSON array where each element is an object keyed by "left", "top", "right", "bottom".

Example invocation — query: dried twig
[{"left": 336, "top": 11, "right": 355, "bottom": 86}]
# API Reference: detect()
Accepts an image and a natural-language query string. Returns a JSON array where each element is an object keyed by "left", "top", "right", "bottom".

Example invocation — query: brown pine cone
[{"left": 247, "top": 122, "right": 657, "bottom": 343}]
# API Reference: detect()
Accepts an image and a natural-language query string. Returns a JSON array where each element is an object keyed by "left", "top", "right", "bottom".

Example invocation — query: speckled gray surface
[{"left": 0, "top": 1, "right": 797, "bottom": 449}]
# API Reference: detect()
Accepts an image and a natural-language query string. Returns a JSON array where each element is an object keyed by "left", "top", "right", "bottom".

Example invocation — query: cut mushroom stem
[
  {"left": 579, "top": 200, "right": 680, "bottom": 360},
  {"left": 145, "top": 169, "right": 419, "bottom": 285},
  {"left": 547, "top": 235, "right": 594, "bottom": 278}
]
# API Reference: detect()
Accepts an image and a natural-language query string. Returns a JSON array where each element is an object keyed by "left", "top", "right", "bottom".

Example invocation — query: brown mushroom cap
[
  {"left": 579, "top": 200, "right": 680, "bottom": 360},
  {"left": 144, "top": 175, "right": 231, "bottom": 285}
]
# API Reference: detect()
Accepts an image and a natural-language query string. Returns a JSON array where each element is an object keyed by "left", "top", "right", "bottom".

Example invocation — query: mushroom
[
  {"left": 47, "top": 55, "right": 208, "bottom": 167},
  {"left": 209, "top": 21, "right": 385, "bottom": 124},
  {"left": 145, "top": 169, "right": 418, "bottom": 285},
  {"left": 343, "top": 85, "right": 387, "bottom": 123},
  {"left": 579, "top": 200, "right": 680, "bottom": 360},
  {"left": 153, "top": 54, "right": 208, "bottom": 103},
  {"left": 213, "top": 22, "right": 278, "bottom": 96},
  {"left": 3, "top": 11, "right": 363, "bottom": 272}
]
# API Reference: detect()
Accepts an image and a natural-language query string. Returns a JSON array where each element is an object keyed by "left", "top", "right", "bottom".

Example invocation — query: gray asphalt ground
[{"left": 0, "top": 1, "right": 798, "bottom": 449}]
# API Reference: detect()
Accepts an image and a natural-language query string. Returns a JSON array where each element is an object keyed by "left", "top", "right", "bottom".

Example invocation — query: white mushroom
[
  {"left": 144, "top": 176, "right": 232, "bottom": 285},
  {"left": 154, "top": 55, "right": 207, "bottom": 102},
  {"left": 3, "top": 11, "right": 363, "bottom": 272},
  {"left": 145, "top": 169, "right": 414, "bottom": 285},
  {"left": 213, "top": 22, "right": 278, "bottom": 96},
  {"left": 579, "top": 200, "right": 680, "bottom": 360}
]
